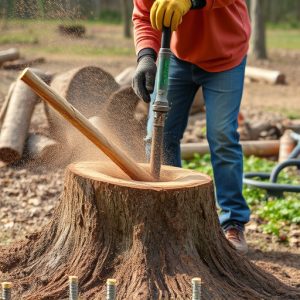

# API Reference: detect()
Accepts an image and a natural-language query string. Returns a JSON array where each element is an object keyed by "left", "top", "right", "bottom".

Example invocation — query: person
[{"left": 132, "top": 0, "right": 251, "bottom": 254}]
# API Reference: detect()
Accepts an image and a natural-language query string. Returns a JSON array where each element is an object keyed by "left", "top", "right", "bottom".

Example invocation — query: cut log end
[
  {"left": 69, "top": 161, "right": 212, "bottom": 188},
  {"left": 0, "top": 161, "right": 299, "bottom": 299},
  {"left": 0, "top": 147, "right": 21, "bottom": 163}
]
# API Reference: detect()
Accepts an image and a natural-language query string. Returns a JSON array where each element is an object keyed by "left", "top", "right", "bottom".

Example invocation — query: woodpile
[
  {"left": 0, "top": 66, "right": 149, "bottom": 165},
  {"left": 0, "top": 64, "right": 295, "bottom": 165},
  {"left": 0, "top": 70, "right": 52, "bottom": 164}
]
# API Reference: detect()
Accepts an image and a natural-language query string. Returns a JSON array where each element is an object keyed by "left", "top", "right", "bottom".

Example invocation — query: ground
[{"left": 0, "top": 21, "right": 299, "bottom": 290}]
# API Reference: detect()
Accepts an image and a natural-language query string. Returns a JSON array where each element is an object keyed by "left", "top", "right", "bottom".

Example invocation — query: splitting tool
[{"left": 150, "top": 27, "right": 172, "bottom": 180}]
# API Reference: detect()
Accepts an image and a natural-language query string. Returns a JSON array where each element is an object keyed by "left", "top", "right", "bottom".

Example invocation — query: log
[
  {"left": 0, "top": 81, "right": 16, "bottom": 128},
  {"left": 25, "top": 133, "right": 61, "bottom": 161},
  {"left": 245, "top": 66, "right": 286, "bottom": 85},
  {"left": 242, "top": 121, "right": 273, "bottom": 140},
  {"left": 20, "top": 68, "right": 153, "bottom": 182},
  {"left": 46, "top": 66, "right": 119, "bottom": 143},
  {"left": 114, "top": 66, "right": 135, "bottom": 87},
  {"left": 181, "top": 140, "right": 280, "bottom": 159},
  {"left": 0, "top": 161, "right": 298, "bottom": 299},
  {"left": 104, "top": 86, "right": 147, "bottom": 162},
  {"left": 114, "top": 67, "right": 205, "bottom": 116},
  {"left": 0, "top": 48, "right": 20, "bottom": 65},
  {"left": 2, "top": 57, "right": 45, "bottom": 70},
  {"left": 0, "top": 70, "right": 51, "bottom": 163}
]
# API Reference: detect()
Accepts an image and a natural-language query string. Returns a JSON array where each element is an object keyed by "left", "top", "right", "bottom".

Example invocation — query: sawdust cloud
[{"left": 7, "top": 2, "right": 150, "bottom": 178}]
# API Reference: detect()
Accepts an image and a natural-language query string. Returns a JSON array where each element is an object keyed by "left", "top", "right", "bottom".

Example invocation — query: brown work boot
[{"left": 225, "top": 228, "right": 248, "bottom": 255}]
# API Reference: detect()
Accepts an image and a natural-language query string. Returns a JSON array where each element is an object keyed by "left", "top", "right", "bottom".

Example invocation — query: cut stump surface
[{"left": 0, "top": 162, "right": 299, "bottom": 299}]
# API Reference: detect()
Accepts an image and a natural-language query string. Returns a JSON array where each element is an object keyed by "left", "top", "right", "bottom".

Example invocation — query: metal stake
[
  {"left": 69, "top": 276, "right": 78, "bottom": 300},
  {"left": 192, "top": 277, "right": 202, "bottom": 300},
  {"left": 106, "top": 278, "right": 117, "bottom": 300},
  {"left": 1, "top": 282, "right": 12, "bottom": 300}
]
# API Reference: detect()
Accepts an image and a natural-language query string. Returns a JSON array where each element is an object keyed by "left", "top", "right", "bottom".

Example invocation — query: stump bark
[{"left": 0, "top": 162, "right": 299, "bottom": 299}]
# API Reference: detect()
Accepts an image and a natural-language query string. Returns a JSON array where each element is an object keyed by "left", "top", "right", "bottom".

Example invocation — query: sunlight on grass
[
  {"left": 267, "top": 29, "right": 300, "bottom": 50},
  {"left": 183, "top": 154, "right": 300, "bottom": 238},
  {"left": 0, "top": 32, "right": 39, "bottom": 45},
  {"left": 35, "top": 45, "right": 134, "bottom": 56}
]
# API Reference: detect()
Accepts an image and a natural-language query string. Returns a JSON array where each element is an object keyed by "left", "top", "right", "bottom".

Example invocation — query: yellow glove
[{"left": 150, "top": 0, "right": 192, "bottom": 32}]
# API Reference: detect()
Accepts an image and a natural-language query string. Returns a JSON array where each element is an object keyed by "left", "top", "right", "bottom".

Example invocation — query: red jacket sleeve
[
  {"left": 203, "top": 0, "right": 237, "bottom": 10},
  {"left": 132, "top": 0, "right": 161, "bottom": 55}
]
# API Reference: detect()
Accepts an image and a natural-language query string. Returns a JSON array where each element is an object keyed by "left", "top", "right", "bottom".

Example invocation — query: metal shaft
[
  {"left": 150, "top": 112, "right": 165, "bottom": 179},
  {"left": 149, "top": 27, "right": 171, "bottom": 180},
  {"left": 106, "top": 279, "right": 117, "bottom": 300},
  {"left": 1, "top": 282, "right": 12, "bottom": 300},
  {"left": 69, "top": 276, "right": 78, "bottom": 300},
  {"left": 192, "top": 277, "right": 202, "bottom": 300}
]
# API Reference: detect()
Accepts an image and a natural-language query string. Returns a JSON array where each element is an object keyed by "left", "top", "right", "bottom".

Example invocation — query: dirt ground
[{"left": 0, "top": 23, "right": 299, "bottom": 293}]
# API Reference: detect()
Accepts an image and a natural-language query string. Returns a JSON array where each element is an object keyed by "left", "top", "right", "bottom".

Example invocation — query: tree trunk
[
  {"left": 25, "top": 133, "right": 61, "bottom": 161},
  {"left": 121, "top": 0, "right": 132, "bottom": 38},
  {"left": 0, "top": 70, "right": 51, "bottom": 163},
  {"left": 0, "top": 162, "right": 299, "bottom": 299},
  {"left": 250, "top": 0, "right": 267, "bottom": 59},
  {"left": 46, "top": 66, "right": 119, "bottom": 145}
]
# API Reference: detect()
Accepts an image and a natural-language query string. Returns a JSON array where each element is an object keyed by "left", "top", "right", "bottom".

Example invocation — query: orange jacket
[{"left": 133, "top": 0, "right": 251, "bottom": 72}]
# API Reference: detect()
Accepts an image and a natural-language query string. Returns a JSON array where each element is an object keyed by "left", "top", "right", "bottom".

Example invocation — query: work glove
[
  {"left": 132, "top": 55, "right": 157, "bottom": 103},
  {"left": 150, "top": 0, "right": 192, "bottom": 31}
]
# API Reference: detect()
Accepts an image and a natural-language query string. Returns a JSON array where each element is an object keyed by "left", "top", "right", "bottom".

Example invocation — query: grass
[
  {"left": 183, "top": 154, "right": 300, "bottom": 240},
  {"left": 267, "top": 29, "right": 300, "bottom": 50},
  {"left": 1, "top": 19, "right": 300, "bottom": 56},
  {"left": 38, "top": 45, "right": 134, "bottom": 56},
  {"left": 0, "top": 19, "right": 134, "bottom": 57},
  {"left": 0, "top": 32, "right": 39, "bottom": 45}
]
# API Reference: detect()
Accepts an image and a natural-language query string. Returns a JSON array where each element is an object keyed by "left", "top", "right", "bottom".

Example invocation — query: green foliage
[
  {"left": 98, "top": 10, "right": 122, "bottom": 24},
  {"left": 183, "top": 154, "right": 300, "bottom": 238},
  {"left": 267, "top": 21, "right": 300, "bottom": 30},
  {"left": 258, "top": 198, "right": 300, "bottom": 237},
  {"left": 182, "top": 154, "right": 213, "bottom": 176}
]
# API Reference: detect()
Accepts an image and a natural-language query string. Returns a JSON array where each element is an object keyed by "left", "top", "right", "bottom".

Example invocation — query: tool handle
[
  {"left": 155, "top": 27, "right": 172, "bottom": 107},
  {"left": 161, "top": 27, "right": 171, "bottom": 49},
  {"left": 20, "top": 68, "right": 154, "bottom": 182}
]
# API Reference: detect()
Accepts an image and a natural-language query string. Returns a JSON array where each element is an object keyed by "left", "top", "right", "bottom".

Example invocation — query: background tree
[
  {"left": 250, "top": 0, "right": 267, "bottom": 59},
  {"left": 121, "top": 0, "right": 133, "bottom": 38}
]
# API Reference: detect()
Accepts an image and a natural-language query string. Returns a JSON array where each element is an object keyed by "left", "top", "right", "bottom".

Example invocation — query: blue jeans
[{"left": 146, "top": 55, "right": 250, "bottom": 229}]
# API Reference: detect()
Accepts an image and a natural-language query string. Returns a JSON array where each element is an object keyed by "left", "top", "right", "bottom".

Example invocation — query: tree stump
[{"left": 0, "top": 162, "right": 299, "bottom": 299}]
